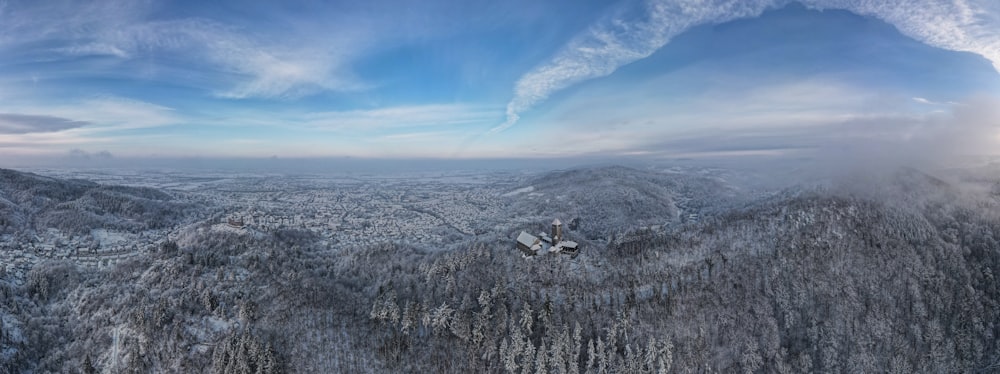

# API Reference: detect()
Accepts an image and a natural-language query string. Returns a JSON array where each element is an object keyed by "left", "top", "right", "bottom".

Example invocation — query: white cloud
[
  {"left": 301, "top": 104, "right": 497, "bottom": 131},
  {"left": 100, "top": 18, "right": 365, "bottom": 99},
  {"left": 493, "top": 0, "right": 776, "bottom": 133},
  {"left": 496, "top": 0, "right": 1000, "bottom": 133},
  {"left": 801, "top": 0, "right": 1000, "bottom": 71},
  {"left": 0, "top": 95, "right": 172, "bottom": 153},
  {"left": 378, "top": 131, "right": 460, "bottom": 142},
  {"left": 77, "top": 97, "right": 178, "bottom": 130},
  {"left": 514, "top": 77, "right": 913, "bottom": 156},
  {"left": 58, "top": 42, "right": 131, "bottom": 59},
  {"left": 912, "top": 97, "right": 961, "bottom": 106},
  {"left": 0, "top": 131, "right": 121, "bottom": 150},
  {"left": 0, "top": 114, "right": 89, "bottom": 134},
  {"left": 0, "top": 96, "right": 178, "bottom": 134},
  {"left": 0, "top": 101, "right": 498, "bottom": 157},
  {"left": 0, "top": 1, "right": 365, "bottom": 99},
  {"left": 535, "top": 76, "right": 1000, "bottom": 160}
]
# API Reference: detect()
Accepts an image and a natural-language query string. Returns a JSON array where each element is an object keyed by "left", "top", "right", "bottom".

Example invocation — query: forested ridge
[
  {"left": 1, "top": 166, "right": 999, "bottom": 373},
  {"left": 0, "top": 169, "right": 196, "bottom": 235}
]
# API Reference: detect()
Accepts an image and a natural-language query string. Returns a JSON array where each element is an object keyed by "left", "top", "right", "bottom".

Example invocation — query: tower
[{"left": 551, "top": 218, "right": 562, "bottom": 243}]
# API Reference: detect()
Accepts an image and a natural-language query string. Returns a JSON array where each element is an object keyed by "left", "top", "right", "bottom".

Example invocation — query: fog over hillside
[{"left": 0, "top": 162, "right": 998, "bottom": 373}]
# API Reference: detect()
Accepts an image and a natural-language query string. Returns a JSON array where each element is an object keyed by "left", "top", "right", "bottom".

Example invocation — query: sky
[{"left": 1, "top": 0, "right": 1000, "bottom": 163}]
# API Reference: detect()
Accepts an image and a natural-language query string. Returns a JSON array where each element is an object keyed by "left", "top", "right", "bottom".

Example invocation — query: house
[
  {"left": 553, "top": 240, "right": 579, "bottom": 257},
  {"left": 515, "top": 218, "right": 580, "bottom": 258},
  {"left": 517, "top": 231, "right": 542, "bottom": 254},
  {"left": 227, "top": 217, "right": 245, "bottom": 229}
]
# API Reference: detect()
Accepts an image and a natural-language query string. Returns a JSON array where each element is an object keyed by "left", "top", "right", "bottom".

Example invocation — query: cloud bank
[{"left": 495, "top": 0, "right": 1000, "bottom": 133}]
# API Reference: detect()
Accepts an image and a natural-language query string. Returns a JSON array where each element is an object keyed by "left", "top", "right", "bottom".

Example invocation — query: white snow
[
  {"left": 210, "top": 223, "right": 247, "bottom": 234},
  {"left": 91, "top": 229, "right": 126, "bottom": 248},
  {"left": 501, "top": 185, "right": 534, "bottom": 197}
]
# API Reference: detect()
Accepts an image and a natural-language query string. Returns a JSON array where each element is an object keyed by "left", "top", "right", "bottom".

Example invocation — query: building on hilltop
[
  {"left": 516, "top": 218, "right": 579, "bottom": 258},
  {"left": 516, "top": 231, "right": 541, "bottom": 253},
  {"left": 555, "top": 240, "right": 579, "bottom": 256},
  {"left": 227, "top": 217, "right": 245, "bottom": 229},
  {"left": 551, "top": 218, "right": 562, "bottom": 242}
]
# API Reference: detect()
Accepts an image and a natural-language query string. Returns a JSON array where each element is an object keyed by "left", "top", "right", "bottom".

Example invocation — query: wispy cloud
[
  {"left": 45, "top": 96, "right": 178, "bottom": 131},
  {"left": 0, "top": 100, "right": 497, "bottom": 157},
  {"left": 300, "top": 104, "right": 497, "bottom": 131},
  {"left": 129, "top": 19, "right": 366, "bottom": 99},
  {"left": 0, "top": 131, "right": 120, "bottom": 150},
  {"left": 0, "top": 95, "right": 178, "bottom": 155},
  {"left": 523, "top": 77, "right": 921, "bottom": 156},
  {"left": 803, "top": 0, "right": 1000, "bottom": 72},
  {"left": 913, "top": 97, "right": 959, "bottom": 106},
  {"left": 110, "top": 19, "right": 365, "bottom": 99},
  {"left": 0, "top": 114, "right": 90, "bottom": 134},
  {"left": 0, "top": 1, "right": 365, "bottom": 99},
  {"left": 496, "top": 0, "right": 1000, "bottom": 133},
  {"left": 493, "top": 0, "right": 776, "bottom": 133}
]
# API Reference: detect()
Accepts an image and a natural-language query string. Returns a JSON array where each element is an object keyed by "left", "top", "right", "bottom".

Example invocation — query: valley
[{"left": 1, "top": 164, "right": 998, "bottom": 373}]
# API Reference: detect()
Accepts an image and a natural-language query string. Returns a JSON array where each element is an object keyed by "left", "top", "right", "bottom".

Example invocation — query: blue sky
[{"left": 1, "top": 0, "right": 999, "bottom": 161}]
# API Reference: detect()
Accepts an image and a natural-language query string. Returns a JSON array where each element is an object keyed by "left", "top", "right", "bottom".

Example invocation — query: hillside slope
[
  {"left": 2, "top": 166, "right": 999, "bottom": 373},
  {"left": 0, "top": 168, "right": 193, "bottom": 235},
  {"left": 504, "top": 166, "right": 739, "bottom": 240}
]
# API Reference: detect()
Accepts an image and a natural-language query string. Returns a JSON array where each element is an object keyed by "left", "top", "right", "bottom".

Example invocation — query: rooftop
[{"left": 517, "top": 231, "right": 539, "bottom": 247}]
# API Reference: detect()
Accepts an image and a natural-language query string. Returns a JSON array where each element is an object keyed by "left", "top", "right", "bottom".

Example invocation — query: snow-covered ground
[
  {"left": 501, "top": 185, "right": 534, "bottom": 197},
  {"left": 91, "top": 229, "right": 127, "bottom": 248}
]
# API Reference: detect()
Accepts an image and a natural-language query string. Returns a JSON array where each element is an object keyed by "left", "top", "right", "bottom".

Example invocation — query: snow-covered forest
[{"left": 1, "top": 164, "right": 1000, "bottom": 373}]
